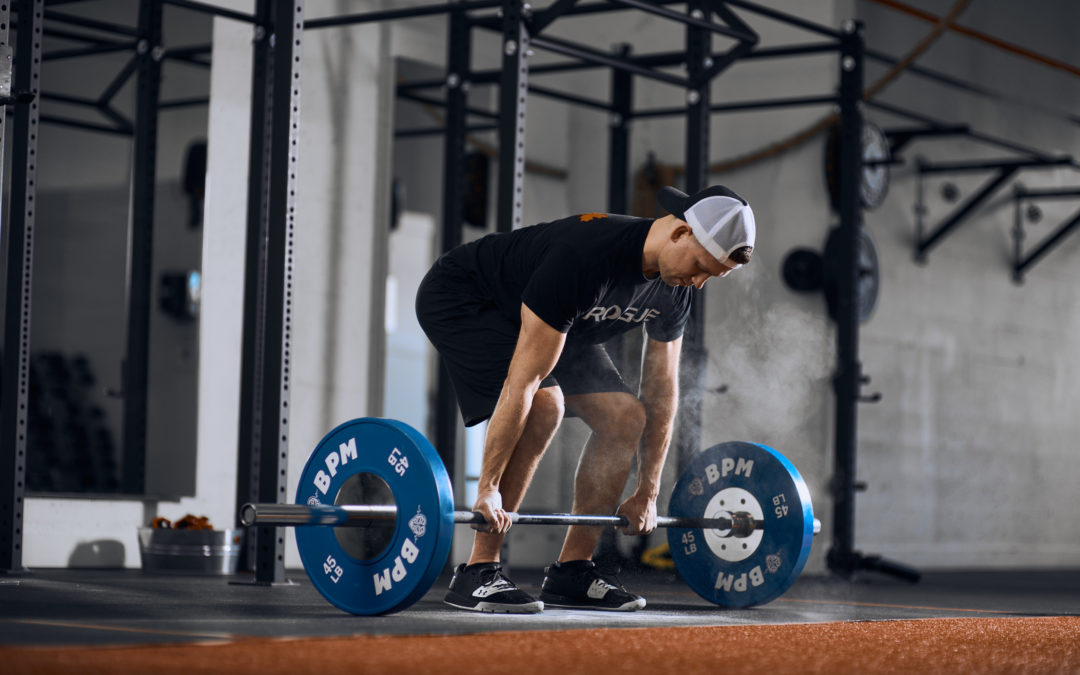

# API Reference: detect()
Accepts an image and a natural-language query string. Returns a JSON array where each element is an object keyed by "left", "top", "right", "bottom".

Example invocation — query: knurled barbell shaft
[{"left": 240, "top": 503, "right": 764, "bottom": 537}]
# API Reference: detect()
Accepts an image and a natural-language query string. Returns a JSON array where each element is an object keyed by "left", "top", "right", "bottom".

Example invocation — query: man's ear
[{"left": 670, "top": 222, "right": 692, "bottom": 243}]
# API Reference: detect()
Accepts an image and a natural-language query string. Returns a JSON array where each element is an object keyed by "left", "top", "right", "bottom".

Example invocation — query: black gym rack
[
  {"left": 287, "top": 0, "right": 898, "bottom": 586},
  {"left": 5, "top": 0, "right": 1077, "bottom": 586}
]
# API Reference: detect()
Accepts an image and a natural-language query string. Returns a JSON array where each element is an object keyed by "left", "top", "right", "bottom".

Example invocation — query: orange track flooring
[{"left": 5, "top": 616, "right": 1079, "bottom": 674}]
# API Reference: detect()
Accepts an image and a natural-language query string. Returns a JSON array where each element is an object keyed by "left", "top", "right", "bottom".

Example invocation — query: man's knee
[{"left": 530, "top": 386, "right": 565, "bottom": 433}]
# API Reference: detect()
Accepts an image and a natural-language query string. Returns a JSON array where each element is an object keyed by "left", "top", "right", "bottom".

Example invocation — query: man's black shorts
[{"left": 415, "top": 257, "right": 633, "bottom": 427}]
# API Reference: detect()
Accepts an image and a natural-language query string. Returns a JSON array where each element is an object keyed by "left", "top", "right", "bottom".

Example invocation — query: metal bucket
[{"left": 137, "top": 527, "right": 242, "bottom": 575}]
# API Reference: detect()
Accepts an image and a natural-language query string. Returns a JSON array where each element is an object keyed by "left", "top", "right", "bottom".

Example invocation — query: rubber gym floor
[{"left": 2, "top": 566, "right": 1078, "bottom": 674}]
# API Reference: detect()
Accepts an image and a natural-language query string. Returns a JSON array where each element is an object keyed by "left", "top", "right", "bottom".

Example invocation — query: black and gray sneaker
[
  {"left": 539, "top": 560, "right": 646, "bottom": 611},
  {"left": 444, "top": 562, "right": 544, "bottom": 614}
]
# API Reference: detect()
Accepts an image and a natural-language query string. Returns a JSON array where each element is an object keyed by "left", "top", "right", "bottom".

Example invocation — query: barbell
[
  {"left": 243, "top": 503, "right": 765, "bottom": 535},
  {"left": 241, "top": 417, "right": 818, "bottom": 615}
]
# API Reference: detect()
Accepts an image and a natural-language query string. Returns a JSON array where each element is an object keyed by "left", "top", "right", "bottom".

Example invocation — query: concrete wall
[
  {"left": 19, "top": 0, "right": 1080, "bottom": 574},
  {"left": 853, "top": 0, "right": 1080, "bottom": 567}
]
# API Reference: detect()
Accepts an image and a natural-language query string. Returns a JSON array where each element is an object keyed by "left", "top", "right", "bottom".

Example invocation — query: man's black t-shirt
[{"left": 444, "top": 213, "right": 692, "bottom": 344}]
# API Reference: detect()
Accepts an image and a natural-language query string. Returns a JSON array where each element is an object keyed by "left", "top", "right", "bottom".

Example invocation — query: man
[{"left": 415, "top": 185, "right": 755, "bottom": 613}]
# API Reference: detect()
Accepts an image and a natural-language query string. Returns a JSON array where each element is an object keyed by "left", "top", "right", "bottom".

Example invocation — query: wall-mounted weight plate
[
  {"left": 295, "top": 418, "right": 455, "bottom": 615},
  {"left": 667, "top": 442, "right": 814, "bottom": 608}
]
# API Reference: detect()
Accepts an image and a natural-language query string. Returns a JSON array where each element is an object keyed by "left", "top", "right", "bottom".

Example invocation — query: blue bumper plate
[
  {"left": 667, "top": 441, "right": 814, "bottom": 607},
  {"left": 295, "top": 418, "right": 454, "bottom": 615}
]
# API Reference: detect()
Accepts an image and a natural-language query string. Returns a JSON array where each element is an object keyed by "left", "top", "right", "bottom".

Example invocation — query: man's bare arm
[
  {"left": 614, "top": 336, "right": 680, "bottom": 535},
  {"left": 636, "top": 336, "right": 681, "bottom": 499},
  {"left": 473, "top": 304, "right": 566, "bottom": 533}
]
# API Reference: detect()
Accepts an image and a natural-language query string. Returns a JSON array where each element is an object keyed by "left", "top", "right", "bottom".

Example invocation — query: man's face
[{"left": 658, "top": 226, "right": 735, "bottom": 289}]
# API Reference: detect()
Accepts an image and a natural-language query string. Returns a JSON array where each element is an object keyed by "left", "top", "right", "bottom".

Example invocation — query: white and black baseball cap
[{"left": 657, "top": 185, "right": 756, "bottom": 269}]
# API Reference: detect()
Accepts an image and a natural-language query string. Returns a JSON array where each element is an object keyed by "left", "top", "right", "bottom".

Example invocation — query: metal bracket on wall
[
  {"left": 883, "top": 123, "right": 968, "bottom": 158},
  {"left": 1011, "top": 186, "right": 1080, "bottom": 284},
  {"left": 865, "top": 99, "right": 1080, "bottom": 272},
  {"left": 913, "top": 157, "right": 1074, "bottom": 264}
]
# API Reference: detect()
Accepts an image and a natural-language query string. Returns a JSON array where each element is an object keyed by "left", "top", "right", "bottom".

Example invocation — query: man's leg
[
  {"left": 467, "top": 386, "right": 564, "bottom": 564},
  {"left": 444, "top": 386, "right": 563, "bottom": 613},
  {"left": 538, "top": 391, "right": 648, "bottom": 611},
  {"left": 558, "top": 391, "right": 646, "bottom": 562}
]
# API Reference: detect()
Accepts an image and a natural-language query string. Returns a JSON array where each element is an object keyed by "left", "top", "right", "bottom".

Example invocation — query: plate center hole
[{"left": 333, "top": 472, "right": 396, "bottom": 561}]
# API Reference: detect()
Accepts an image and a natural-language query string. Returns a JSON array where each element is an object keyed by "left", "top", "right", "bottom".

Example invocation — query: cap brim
[{"left": 657, "top": 186, "right": 689, "bottom": 220}]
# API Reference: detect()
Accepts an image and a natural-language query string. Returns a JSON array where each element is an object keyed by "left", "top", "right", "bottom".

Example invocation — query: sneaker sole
[
  {"left": 538, "top": 594, "right": 646, "bottom": 612},
  {"left": 444, "top": 598, "right": 544, "bottom": 614}
]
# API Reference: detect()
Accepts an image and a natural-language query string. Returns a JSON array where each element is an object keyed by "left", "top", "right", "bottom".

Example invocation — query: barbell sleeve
[{"left": 240, "top": 503, "right": 399, "bottom": 527}]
